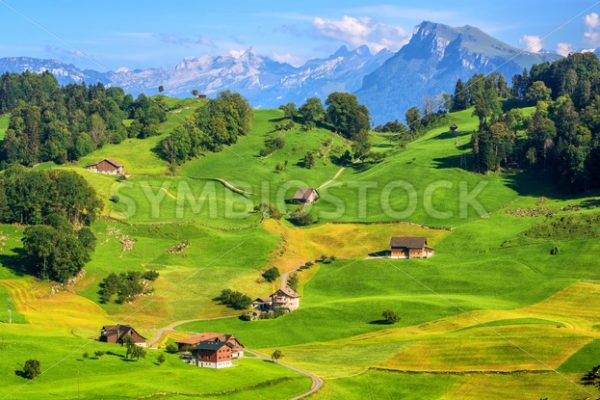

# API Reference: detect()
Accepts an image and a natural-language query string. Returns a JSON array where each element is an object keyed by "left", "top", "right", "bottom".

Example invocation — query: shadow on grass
[
  {"left": 368, "top": 250, "right": 389, "bottom": 257},
  {"left": 0, "top": 248, "right": 35, "bottom": 277},
  {"left": 369, "top": 320, "right": 396, "bottom": 325},
  {"left": 432, "top": 153, "right": 473, "bottom": 170}
]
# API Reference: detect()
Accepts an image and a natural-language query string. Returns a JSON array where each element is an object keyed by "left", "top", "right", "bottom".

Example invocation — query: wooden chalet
[
  {"left": 252, "top": 296, "right": 272, "bottom": 311},
  {"left": 291, "top": 188, "right": 319, "bottom": 205},
  {"left": 86, "top": 159, "right": 125, "bottom": 176},
  {"left": 176, "top": 333, "right": 244, "bottom": 358},
  {"left": 191, "top": 341, "right": 233, "bottom": 368},
  {"left": 99, "top": 324, "right": 146, "bottom": 345},
  {"left": 389, "top": 237, "right": 435, "bottom": 259},
  {"left": 270, "top": 287, "right": 300, "bottom": 311}
]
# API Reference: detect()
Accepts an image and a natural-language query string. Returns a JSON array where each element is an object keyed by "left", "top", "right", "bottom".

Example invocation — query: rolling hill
[{"left": 0, "top": 96, "right": 600, "bottom": 399}]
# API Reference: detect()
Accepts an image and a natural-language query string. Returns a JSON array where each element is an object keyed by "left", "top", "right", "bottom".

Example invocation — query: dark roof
[
  {"left": 292, "top": 188, "right": 318, "bottom": 201},
  {"left": 253, "top": 297, "right": 271, "bottom": 303},
  {"left": 450, "top": 124, "right": 458, "bottom": 130},
  {"left": 87, "top": 158, "right": 123, "bottom": 169},
  {"left": 101, "top": 324, "right": 145, "bottom": 340},
  {"left": 390, "top": 237, "right": 428, "bottom": 249},
  {"left": 104, "top": 159, "right": 123, "bottom": 168},
  {"left": 195, "top": 340, "right": 229, "bottom": 351},
  {"left": 271, "top": 287, "right": 300, "bottom": 299}
]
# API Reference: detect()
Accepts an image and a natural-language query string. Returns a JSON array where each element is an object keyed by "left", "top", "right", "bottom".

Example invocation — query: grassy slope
[
  {"left": 0, "top": 114, "right": 9, "bottom": 140},
  {"left": 1, "top": 100, "right": 600, "bottom": 399}
]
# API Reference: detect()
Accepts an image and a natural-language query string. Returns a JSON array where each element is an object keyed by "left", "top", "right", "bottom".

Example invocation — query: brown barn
[
  {"left": 176, "top": 333, "right": 244, "bottom": 358},
  {"left": 86, "top": 159, "right": 124, "bottom": 176},
  {"left": 389, "top": 237, "right": 435, "bottom": 259},
  {"left": 291, "top": 188, "right": 319, "bottom": 205},
  {"left": 99, "top": 324, "right": 146, "bottom": 345},
  {"left": 192, "top": 341, "right": 233, "bottom": 368}
]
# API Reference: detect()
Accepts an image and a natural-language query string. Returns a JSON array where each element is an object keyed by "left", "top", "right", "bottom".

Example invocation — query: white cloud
[
  {"left": 556, "top": 42, "right": 574, "bottom": 57},
  {"left": 271, "top": 52, "right": 303, "bottom": 67},
  {"left": 520, "top": 35, "right": 543, "bottom": 53},
  {"left": 584, "top": 12, "right": 600, "bottom": 46},
  {"left": 585, "top": 12, "right": 600, "bottom": 29},
  {"left": 312, "top": 15, "right": 409, "bottom": 52}
]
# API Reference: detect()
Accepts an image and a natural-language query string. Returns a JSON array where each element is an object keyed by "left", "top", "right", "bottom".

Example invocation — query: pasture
[{"left": 1, "top": 99, "right": 600, "bottom": 399}]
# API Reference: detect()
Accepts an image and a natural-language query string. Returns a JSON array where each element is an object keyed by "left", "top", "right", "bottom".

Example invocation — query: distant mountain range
[{"left": 0, "top": 21, "right": 565, "bottom": 122}]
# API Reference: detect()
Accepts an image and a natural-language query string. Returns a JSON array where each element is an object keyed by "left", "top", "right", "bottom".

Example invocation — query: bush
[
  {"left": 382, "top": 310, "right": 400, "bottom": 324},
  {"left": 215, "top": 289, "right": 253, "bottom": 310},
  {"left": 110, "top": 195, "right": 120, "bottom": 203},
  {"left": 165, "top": 343, "right": 179, "bottom": 354},
  {"left": 142, "top": 270, "right": 160, "bottom": 281},
  {"left": 157, "top": 353, "right": 166, "bottom": 365},
  {"left": 550, "top": 246, "right": 560, "bottom": 255},
  {"left": 262, "top": 267, "right": 280, "bottom": 282},
  {"left": 288, "top": 273, "right": 298, "bottom": 291},
  {"left": 82, "top": 352, "right": 89, "bottom": 359},
  {"left": 94, "top": 351, "right": 105, "bottom": 358},
  {"left": 288, "top": 212, "right": 314, "bottom": 226},
  {"left": 22, "top": 359, "right": 41, "bottom": 380}
]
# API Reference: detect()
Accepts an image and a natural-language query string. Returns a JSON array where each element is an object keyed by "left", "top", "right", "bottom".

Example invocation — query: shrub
[
  {"left": 82, "top": 352, "right": 89, "bottom": 359},
  {"left": 288, "top": 211, "right": 314, "bottom": 226},
  {"left": 22, "top": 359, "right": 41, "bottom": 380},
  {"left": 110, "top": 195, "right": 120, "bottom": 203},
  {"left": 215, "top": 289, "right": 253, "bottom": 310},
  {"left": 94, "top": 350, "right": 105, "bottom": 358},
  {"left": 142, "top": 270, "right": 160, "bottom": 281},
  {"left": 288, "top": 273, "right": 298, "bottom": 291},
  {"left": 165, "top": 343, "right": 179, "bottom": 354},
  {"left": 382, "top": 310, "right": 400, "bottom": 324},
  {"left": 157, "top": 353, "right": 166, "bottom": 365},
  {"left": 262, "top": 267, "right": 280, "bottom": 282},
  {"left": 271, "top": 350, "right": 283, "bottom": 361},
  {"left": 550, "top": 247, "right": 560, "bottom": 255}
]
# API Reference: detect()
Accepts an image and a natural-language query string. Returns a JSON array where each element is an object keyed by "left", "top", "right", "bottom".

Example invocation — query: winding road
[{"left": 148, "top": 318, "right": 323, "bottom": 399}]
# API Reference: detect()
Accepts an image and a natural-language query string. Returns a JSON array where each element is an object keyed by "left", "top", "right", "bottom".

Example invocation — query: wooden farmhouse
[
  {"left": 251, "top": 296, "right": 272, "bottom": 311},
  {"left": 270, "top": 287, "right": 301, "bottom": 311},
  {"left": 86, "top": 159, "right": 125, "bottom": 176},
  {"left": 99, "top": 324, "right": 146, "bottom": 345},
  {"left": 291, "top": 188, "right": 319, "bottom": 205},
  {"left": 176, "top": 333, "right": 244, "bottom": 358},
  {"left": 389, "top": 237, "right": 435, "bottom": 259},
  {"left": 191, "top": 341, "right": 233, "bottom": 368}
]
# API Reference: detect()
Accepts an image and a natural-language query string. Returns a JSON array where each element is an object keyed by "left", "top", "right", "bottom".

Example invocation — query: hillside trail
[
  {"left": 318, "top": 167, "right": 345, "bottom": 189},
  {"left": 148, "top": 317, "right": 323, "bottom": 399}
]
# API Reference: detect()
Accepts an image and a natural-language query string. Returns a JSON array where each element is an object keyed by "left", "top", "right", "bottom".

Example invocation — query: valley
[{"left": 1, "top": 89, "right": 600, "bottom": 399}]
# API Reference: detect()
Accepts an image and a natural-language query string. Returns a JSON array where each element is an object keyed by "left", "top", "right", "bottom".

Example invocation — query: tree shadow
[
  {"left": 0, "top": 248, "right": 35, "bottom": 277},
  {"left": 434, "top": 130, "right": 472, "bottom": 140},
  {"left": 432, "top": 153, "right": 473, "bottom": 170},
  {"left": 369, "top": 320, "right": 395, "bottom": 325},
  {"left": 368, "top": 250, "right": 389, "bottom": 257}
]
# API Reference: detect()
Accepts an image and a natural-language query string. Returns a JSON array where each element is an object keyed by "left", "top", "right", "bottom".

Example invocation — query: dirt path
[
  {"left": 147, "top": 315, "right": 236, "bottom": 347},
  {"left": 318, "top": 167, "right": 345, "bottom": 189},
  {"left": 246, "top": 349, "right": 323, "bottom": 400},
  {"left": 189, "top": 176, "right": 253, "bottom": 197}
]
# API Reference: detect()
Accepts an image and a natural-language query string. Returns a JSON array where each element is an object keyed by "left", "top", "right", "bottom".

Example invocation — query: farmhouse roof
[
  {"left": 195, "top": 340, "right": 229, "bottom": 351},
  {"left": 101, "top": 324, "right": 145, "bottom": 340},
  {"left": 253, "top": 297, "right": 271, "bottom": 303},
  {"left": 88, "top": 158, "right": 123, "bottom": 168},
  {"left": 271, "top": 287, "right": 300, "bottom": 298},
  {"left": 177, "top": 333, "right": 243, "bottom": 349},
  {"left": 292, "top": 187, "right": 318, "bottom": 201},
  {"left": 390, "top": 237, "right": 428, "bottom": 249}
]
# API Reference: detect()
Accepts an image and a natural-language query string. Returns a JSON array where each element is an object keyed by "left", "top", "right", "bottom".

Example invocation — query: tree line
[
  {"left": 160, "top": 91, "right": 253, "bottom": 166},
  {"left": 448, "top": 52, "right": 600, "bottom": 191},
  {"left": 0, "top": 71, "right": 166, "bottom": 166},
  {"left": 0, "top": 166, "right": 101, "bottom": 282}
]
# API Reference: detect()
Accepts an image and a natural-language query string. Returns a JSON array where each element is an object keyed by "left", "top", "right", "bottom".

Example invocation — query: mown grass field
[{"left": 1, "top": 99, "right": 600, "bottom": 399}]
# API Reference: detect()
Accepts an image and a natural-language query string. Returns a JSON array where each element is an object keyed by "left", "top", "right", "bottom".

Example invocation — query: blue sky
[{"left": 0, "top": 0, "right": 599, "bottom": 70}]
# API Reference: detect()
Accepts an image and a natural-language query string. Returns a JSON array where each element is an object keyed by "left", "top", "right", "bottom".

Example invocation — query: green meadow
[{"left": 1, "top": 98, "right": 600, "bottom": 399}]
